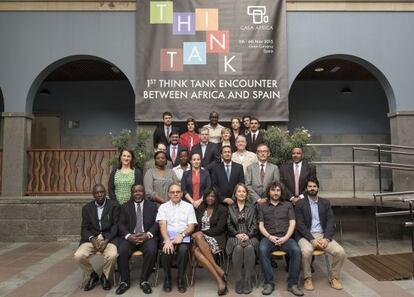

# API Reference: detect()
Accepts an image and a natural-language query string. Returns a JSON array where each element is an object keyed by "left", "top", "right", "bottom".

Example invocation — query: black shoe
[
  {"left": 140, "top": 281, "right": 152, "bottom": 294},
  {"left": 116, "top": 282, "right": 130, "bottom": 295},
  {"left": 235, "top": 281, "right": 244, "bottom": 294},
  {"left": 100, "top": 274, "right": 111, "bottom": 290},
  {"left": 163, "top": 278, "right": 172, "bottom": 292},
  {"left": 218, "top": 284, "right": 228, "bottom": 296},
  {"left": 243, "top": 280, "right": 252, "bottom": 294},
  {"left": 178, "top": 278, "right": 187, "bottom": 293},
  {"left": 262, "top": 283, "right": 275, "bottom": 295},
  {"left": 84, "top": 271, "right": 99, "bottom": 291}
]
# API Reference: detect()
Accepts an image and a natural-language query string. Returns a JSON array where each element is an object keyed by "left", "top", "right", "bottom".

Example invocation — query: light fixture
[
  {"left": 314, "top": 67, "right": 324, "bottom": 72},
  {"left": 341, "top": 87, "right": 352, "bottom": 94},
  {"left": 39, "top": 89, "right": 50, "bottom": 96},
  {"left": 330, "top": 66, "right": 341, "bottom": 73},
  {"left": 111, "top": 66, "right": 120, "bottom": 73}
]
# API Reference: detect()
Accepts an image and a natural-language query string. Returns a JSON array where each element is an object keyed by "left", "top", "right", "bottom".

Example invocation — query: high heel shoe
[{"left": 217, "top": 285, "right": 228, "bottom": 296}]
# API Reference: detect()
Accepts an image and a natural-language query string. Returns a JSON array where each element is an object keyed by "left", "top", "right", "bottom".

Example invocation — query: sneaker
[
  {"left": 304, "top": 277, "right": 314, "bottom": 291},
  {"left": 330, "top": 277, "right": 343, "bottom": 290},
  {"left": 287, "top": 285, "right": 304, "bottom": 296},
  {"left": 262, "top": 283, "right": 274, "bottom": 295}
]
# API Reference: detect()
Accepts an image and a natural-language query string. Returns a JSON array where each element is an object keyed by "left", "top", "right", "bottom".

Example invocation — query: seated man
[
  {"left": 295, "top": 178, "right": 346, "bottom": 291},
  {"left": 258, "top": 182, "right": 303, "bottom": 296},
  {"left": 116, "top": 184, "right": 159, "bottom": 295},
  {"left": 74, "top": 184, "right": 119, "bottom": 291},
  {"left": 156, "top": 183, "right": 197, "bottom": 293}
]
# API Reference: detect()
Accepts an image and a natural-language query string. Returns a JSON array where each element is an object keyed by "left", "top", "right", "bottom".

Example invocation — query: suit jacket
[
  {"left": 195, "top": 203, "right": 228, "bottom": 248},
  {"left": 280, "top": 160, "right": 316, "bottom": 198},
  {"left": 294, "top": 195, "right": 335, "bottom": 241},
  {"left": 80, "top": 198, "right": 120, "bottom": 244},
  {"left": 245, "top": 162, "right": 280, "bottom": 203},
  {"left": 246, "top": 131, "right": 264, "bottom": 153},
  {"left": 181, "top": 169, "right": 211, "bottom": 200},
  {"left": 211, "top": 162, "right": 245, "bottom": 203},
  {"left": 108, "top": 168, "right": 144, "bottom": 201},
  {"left": 166, "top": 144, "right": 186, "bottom": 167},
  {"left": 153, "top": 124, "right": 177, "bottom": 147},
  {"left": 191, "top": 142, "right": 220, "bottom": 171},
  {"left": 118, "top": 198, "right": 159, "bottom": 239},
  {"left": 227, "top": 202, "right": 257, "bottom": 238}
]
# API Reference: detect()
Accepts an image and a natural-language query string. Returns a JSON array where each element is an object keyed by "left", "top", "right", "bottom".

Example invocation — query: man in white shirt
[
  {"left": 232, "top": 135, "right": 258, "bottom": 175},
  {"left": 156, "top": 183, "right": 197, "bottom": 293},
  {"left": 172, "top": 149, "right": 191, "bottom": 181},
  {"left": 203, "top": 111, "right": 224, "bottom": 143}
]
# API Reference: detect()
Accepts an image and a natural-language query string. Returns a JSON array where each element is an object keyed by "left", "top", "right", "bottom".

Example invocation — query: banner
[{"left": 136, "top": 0, "right": 288, "bottom": 122}]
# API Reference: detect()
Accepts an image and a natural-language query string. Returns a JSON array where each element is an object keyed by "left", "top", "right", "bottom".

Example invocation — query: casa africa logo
[{"left": 247, "top": 6, "right": 269, "bottom": 24}]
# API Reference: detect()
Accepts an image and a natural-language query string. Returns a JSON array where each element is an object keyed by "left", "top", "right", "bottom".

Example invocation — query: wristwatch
[{"left": 181, "top": 232, "right": 186, "bottom": 238}]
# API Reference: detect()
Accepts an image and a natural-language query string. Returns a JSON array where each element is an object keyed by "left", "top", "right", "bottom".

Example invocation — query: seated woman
[
  {"left": 192, "top": 188, "right": 228, "bottom": 295},
  {"left": 108, "top": 148, "right": 143, "bottom": 204},
  {"left": 226, "top": 183, "right": 259, "bottom": 294},
  {"left": 144, "top": 151, "right": 179, "bottom": 204},
  {"left": 182, "top": 152, "right": 211, "bottom": 209}
]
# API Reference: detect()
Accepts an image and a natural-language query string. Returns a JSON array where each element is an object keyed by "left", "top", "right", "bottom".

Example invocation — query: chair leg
[{"left": 153, "top": 251, "right": 161, "bottom": 287}]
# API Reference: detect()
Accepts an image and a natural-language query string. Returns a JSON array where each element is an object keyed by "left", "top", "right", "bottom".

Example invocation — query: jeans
[{"left": 258, "top": 238, "right": 301, "bottom": 288}]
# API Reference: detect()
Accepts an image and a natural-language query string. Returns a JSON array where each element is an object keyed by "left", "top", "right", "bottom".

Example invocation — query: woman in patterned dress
[{"left": 192, "top": 188, "right": 228, "bottom": 295}]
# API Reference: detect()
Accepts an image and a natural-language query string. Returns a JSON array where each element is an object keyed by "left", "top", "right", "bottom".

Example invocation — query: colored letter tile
[
  {"left": 160, "top": 49, "right": 183, "bottom": 71},
  {"left": 150, "top": 1, "right": 173, "bottom": 24},
  {"left": 195, "top": 9, "right": 218, "bottom": 31},
  {"left": 219, "top": 53, "right": 242, "bottom": 75},
  {"left": 173, "top": 13, "right": 195, "bottom": 35},
  {"left": 206, "top": 31, "right": 229, "bottom": 53},
  {"left": 183, "top": 42, "right": 206, "bottom": 65}
]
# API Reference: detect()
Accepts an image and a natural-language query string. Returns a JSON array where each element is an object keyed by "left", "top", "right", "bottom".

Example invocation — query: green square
[{"left": 150, "top": 1, "right": 173, "bottom": 24}]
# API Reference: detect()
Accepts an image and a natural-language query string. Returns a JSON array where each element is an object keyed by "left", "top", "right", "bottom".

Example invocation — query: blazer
[
  {"left": 181, "top": 169, "right": 211, "bottom": 200},
  {"left": 108, "top": 168, "right": 144, "bottom": 201},
  {"left": 227, "top": 202, "right": 257, "bottom": 238},
  {"left": 280, "top": 160, "right": 317, "bottom": 198},
  {"left": 195, "top": 203, "right": 228, "bottom": 248},
  {"left": 166, "top": 144, "right": 186, "bottom": 167},
  {"left": 294, "top": 195, "right": 335, "bottom": 241},
  {"left": 211, "top": 162, "right": 245, "bottom": 203},
  {"left": 153, "top": 124, "right": 177, "bottom": 147},
  {"left": 191, "top": 142, "right": 220, "bottom": 171},
  {"left": 80, "top": 198, "right": 120, "bottom": 244},
  {"left": 245, "top": 162, "right": 280, "bottom": 203},
  {"left": 246, "top": 131, "right": 264, "bottom": 153},
  {"left": 118, "top": 198, "right": 159, "bottom": 239}
]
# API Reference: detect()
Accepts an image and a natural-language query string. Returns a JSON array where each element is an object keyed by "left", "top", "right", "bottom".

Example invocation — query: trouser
[
  {"left": 259, "top": 238, "right": 301, "bottom": 288},
  {"left": 74, "top": 240, "right": 118, "bottom": 279},
  {"left": 231, "top": 244, "right": 256, "bottom": 282},
  {"left": 117, "top": 238, "right": 158, "bottom": 283},
  {"left": 298, "top": 233, "right": 346, "bottom": 279},
  {"left": 161, "top": 243, "right": 189, "bottom": 281}
]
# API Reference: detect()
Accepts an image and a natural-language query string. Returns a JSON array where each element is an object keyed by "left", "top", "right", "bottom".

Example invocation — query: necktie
[
  {"left": 294, "top": 163, "right": 300, "bottom": 196},
  {"left": 252, "top": 133, "right": 256, "bottom": 144},
  {"left": 225, "top": 164, "right": 231, "bottom": 182},
  {"left": 260, "top": 164, "right": 265, "bottom": 183},
  {"left": 166, "top": 126, "right": 170, "bottom": 140},
  {"left": 134, "top": 202, "right": 143, "bottom": 234},
  {"left": 172, "top": 146, "right": 177, "bottom": 164}
]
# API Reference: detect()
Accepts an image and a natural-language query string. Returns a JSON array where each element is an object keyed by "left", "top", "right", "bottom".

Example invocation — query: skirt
[{"left": 225, "top": 236, "right": 259, "bottom": 255}]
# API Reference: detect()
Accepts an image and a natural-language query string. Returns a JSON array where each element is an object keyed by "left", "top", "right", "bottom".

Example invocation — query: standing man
[
  {"left": 74, "top": 184, "right": 119, "bottom": 291},
  {"left": 116, "top": 184, "right": 159, "bottom": 295},
  {"left": 246, "top": 144, "right": 280, "bottom": 205},
  {"left": 246, "top": 117, "right": 264, "bottom": 153},
  {"left": 156, "top": 183, "right": 197, "bottom": 293},
  {"left": 167, "top": 129, "right": 185, "bottom": 167},
  {"left": 144, "top": 142, "right": 173, "bottom": 174},
  {"left": 232, "top": 135, "right": 258, "bottom": 175},
  {"left": 203, "top": 111, "right": 225, "bottom": 144},
  {"left": 258, "top": 182, "right": 303, "bottom": 296},
  {"left": 191, "top": 127, "right": 220, "bottom": 171},
  {"left": 172, "top": 149, "right": 191, "bottom": 181},
  {"left": 280, "top": 147, "right": 316, "bottom": 205},
  {"left": 211, "top": 145, "right": 244, "bottom": 205},
  {"left": 295, "top": 178, "right": 346, "bottom": 291},
  {"left": 241, "top": 115, "right": 251, "bottom": 135},
  {"left": 153, "top": 111, "right": 176, "bottom": 147}
]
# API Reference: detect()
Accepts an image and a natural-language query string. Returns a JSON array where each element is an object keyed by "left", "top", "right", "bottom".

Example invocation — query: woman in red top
[{"left": 179, "top": 117, "right": 200, "bottom": 151}]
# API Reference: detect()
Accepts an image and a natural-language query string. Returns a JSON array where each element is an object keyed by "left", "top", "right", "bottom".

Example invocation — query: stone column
[
  {"left": 1, "top": 112, "right": 33, "bottom": 197},
  {"left": 389, "top": 111, "right": 414, "bottom": 192}
]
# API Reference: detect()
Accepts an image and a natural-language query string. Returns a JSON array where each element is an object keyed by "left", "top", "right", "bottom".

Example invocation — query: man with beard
[
  {"left": 295, "top": 178, "right": 346, "bottom": 291},
  {"left": 115, "top": 184, "right": 159, "bottom": 295},
  {"left": 258, "top": 182, "right": 303, "bottom": 296}
]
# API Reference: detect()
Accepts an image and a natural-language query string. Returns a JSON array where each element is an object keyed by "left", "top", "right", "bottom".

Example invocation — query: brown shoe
[
  {"left": 330, "top": 277, "right": 343, "bottom": 290},
  {"left": 304, "top": 277, "right": 314, "bottom": 291}
]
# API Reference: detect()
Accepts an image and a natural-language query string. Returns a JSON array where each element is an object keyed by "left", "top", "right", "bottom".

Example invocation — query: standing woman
[
  {"left": 182, "top": 152, "right": 211, "bottom": 209},
  {"left": 144, "top": 151, "right": 179, "bottom": 204},
  {"left": 109, "top": 148, "right": 143, "bottom": 204},
  {"left": 192, "top": 188, "right": 228, "bottom": 295},
  {"left": 229, "top": 117, "right": 241, "bottom": 152},
  {"left": 218, "top": 128, "right": 233, "bottom": 153},
  {"left": 179, "top": 117, "right": 200, "bottom": 151},
  {"left": 226, "top": 183, "right": 258, "bottom": 294}
]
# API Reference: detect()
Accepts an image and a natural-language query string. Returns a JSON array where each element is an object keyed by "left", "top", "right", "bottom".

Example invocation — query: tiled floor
[{"left": 0, "top": 238, "right": 412, "bottom": 297}]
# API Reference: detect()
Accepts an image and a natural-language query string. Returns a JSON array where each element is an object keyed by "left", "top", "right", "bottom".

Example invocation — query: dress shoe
[
  {"left": 262, "top": 283, "right": 274, "bottom": 295},
  {"left": 287, "top": 285, "right": 304, "bottom": 296},
  {"left": 330, "top": 277, "right": 343, "bottom": 290},
  {"left": 140, "top": 281, "right": 152, "bottom": 294},
  {"left": 235, "top": 280, "right": 244, "bottom": 294},
  {"left": 83, "top": 271, "right": 99, "bottom": 291},
  {"left": 304, "top": 277, "right": 314, "bottom": 291},
  {"left": 217, "top": 284, "right": 228, "bottom": 296},
  {"left": 116, "top": 282, "right": 130, "bottom": 295},
  {"left": 177, "top": 278, "right": 187, "bottom": 293},
  {"left": 243, "top": 280, "right": 252, "bottom": 294},
  {"left": 100, "top": 274, "right": 111, "bottom": 290},
  {"left": 163, "top": 278, "right": 172, "bottom": 292}
]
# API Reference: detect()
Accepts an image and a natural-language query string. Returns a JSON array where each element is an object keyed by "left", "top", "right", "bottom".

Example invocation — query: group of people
[{"left": 73, "top": 112, "right": 347, "bottom": 296}]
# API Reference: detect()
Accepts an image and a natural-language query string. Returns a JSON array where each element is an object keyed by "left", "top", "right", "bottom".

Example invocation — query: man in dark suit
[
  {"left": 152, "top": 111, "right": 176, "bottom": 148},
  {"left": 74, "top": 184, "right": 119, "bottom": 291},
  {"left": 280, "top": 147, "right": 317, "bottom": 205},
  {"left": 167, "top": 129, "right": 185, "bottom": 167},
  {"left": 211, "top": 145, "right": 245, "bottom": 205},
  {"left": 191, "top": 127, "right": 220, "bottom": 171},
  {"left": 246, "top": 117, "right": 264, "bottom": 153},
  {"left": 295, "top": 178, "right": 346, "bottom": 291},
  {"left": 115, "top": 184, "right": 159, "bottom": 295}
]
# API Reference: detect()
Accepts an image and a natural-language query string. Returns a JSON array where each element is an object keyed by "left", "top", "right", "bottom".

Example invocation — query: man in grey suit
[{"left": 246, "top": 143, "right": 280, "bottom": 205}]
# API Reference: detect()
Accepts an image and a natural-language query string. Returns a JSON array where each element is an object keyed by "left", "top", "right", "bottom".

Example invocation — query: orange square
[{"left": 195, "top": 9, "right": 218, "bottom": 31}]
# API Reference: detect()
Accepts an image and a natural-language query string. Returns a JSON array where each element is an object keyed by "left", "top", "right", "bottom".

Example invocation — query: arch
[
  {"left": 0, "top": 87, "right": 4, "bottom": 113},
  {"left": 289, "top": 54, "right": 395, "bottom": 112},
  {"left": 26, "top": 55, "right": 134, "bottom": 113}
]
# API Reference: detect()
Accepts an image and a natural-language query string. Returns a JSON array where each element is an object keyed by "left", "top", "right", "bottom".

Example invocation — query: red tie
[{"left": 172, "top": 146, "right": 177, "bottom": 164}]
